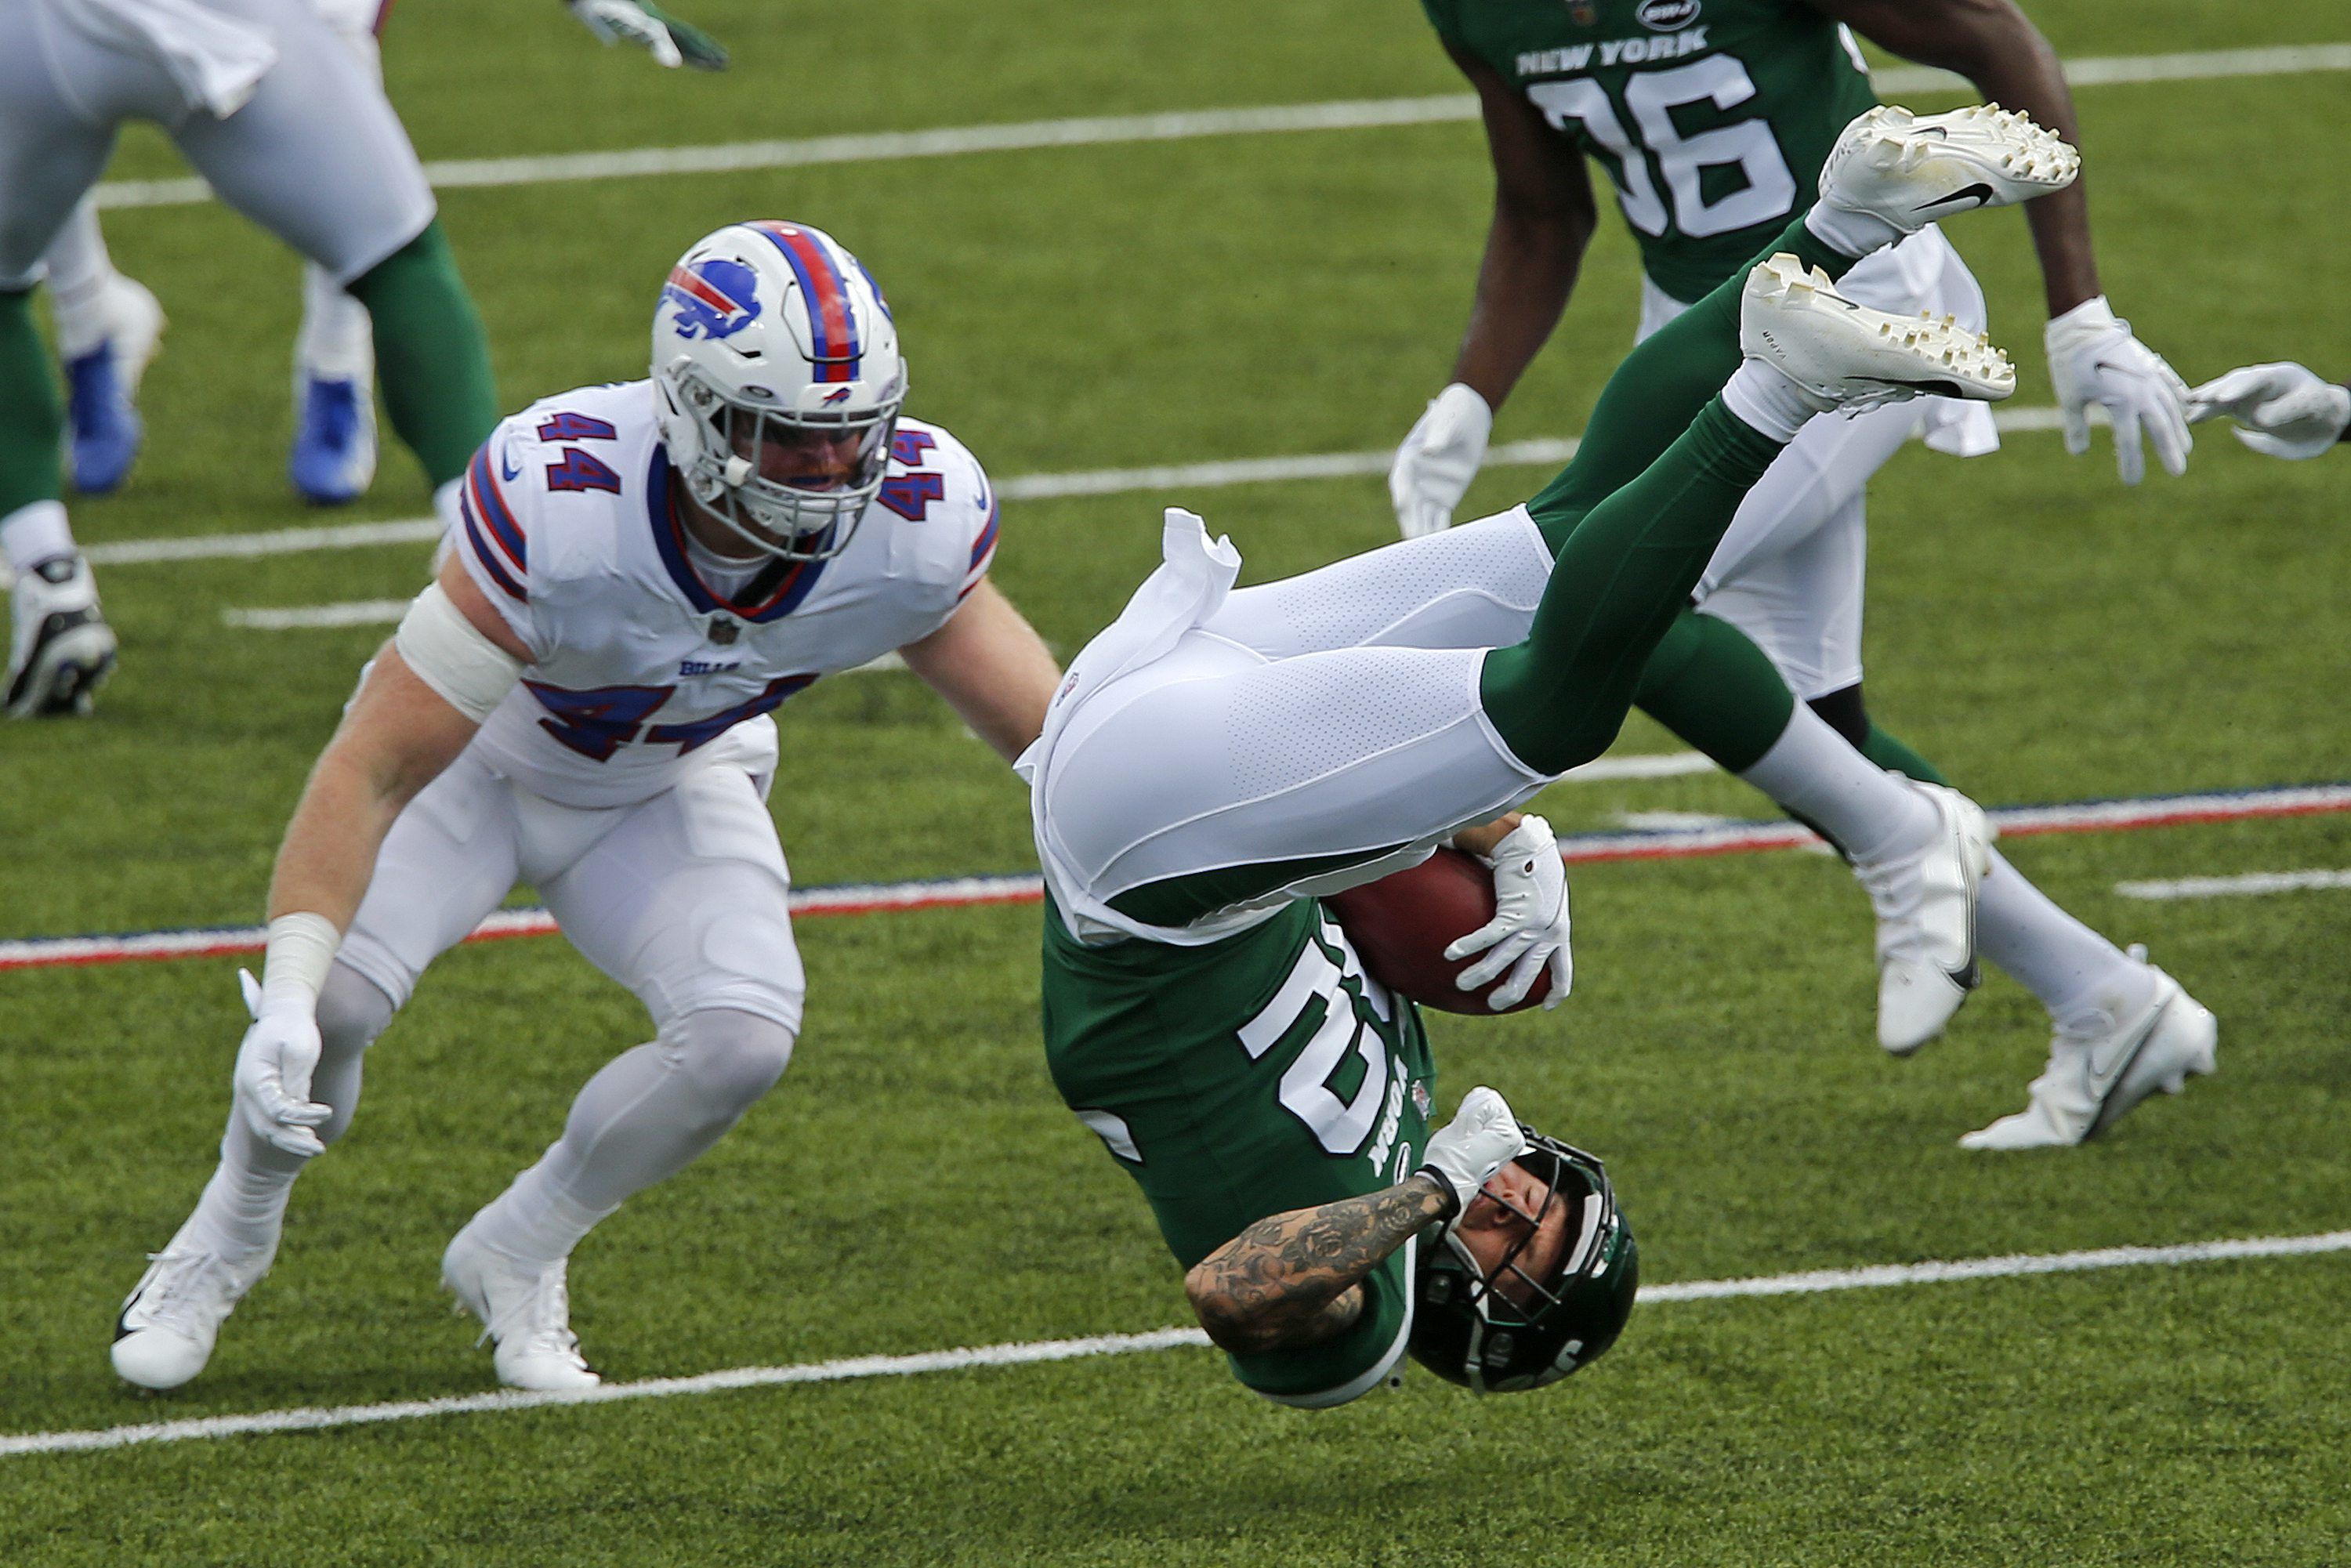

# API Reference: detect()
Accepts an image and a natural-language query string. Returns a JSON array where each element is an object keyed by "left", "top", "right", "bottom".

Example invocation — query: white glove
[
  {"left": 1389, "top": 383, "right": 1493, "bottom": 540},
  {"left": 566, "top": 0, "right": 729, "bottom": 70},
  {"left": 232, "top": 969, "right": 331, "bottom": 1159},
  {"left": 1445, "top": 816, "right": 1572, "bottom": 1011},
  {"left": 1417, "top": 1086, "right": 1532, "bottom": 1221},
  {"left": 2045, "top": 296, "right": 2192, "bottom": 485},
  {"left": 2186, "top": 362, "right": 2351, "bottom": 460}
]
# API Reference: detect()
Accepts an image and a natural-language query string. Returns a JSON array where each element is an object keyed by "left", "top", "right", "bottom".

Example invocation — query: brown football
[{"left": 1325, "top": 847, "right": 1552, "bottom": 1016}]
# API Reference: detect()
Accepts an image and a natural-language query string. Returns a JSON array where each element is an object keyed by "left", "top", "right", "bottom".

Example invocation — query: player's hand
[
  {"left": 2186, "top": 363, "right": 2351, "bottom": 460},
  {"left": 566, "top": 0, "right": 729, "bottom": 71},
  {"left": 1418, "top": 1086, "right": 1532, "bottom": 1221},
  {"left": 232, "top": 969, "right": 330, "bottom": 1159},
  {"left": 1389, "top": 383, "right": 1493, "bottom": 540},
  {"left": 2045, "top": 296, "right": 2192, "bottom": 485},
  {"left": 1446, "top": 815, "right": 1571, "bottom": 1010}
]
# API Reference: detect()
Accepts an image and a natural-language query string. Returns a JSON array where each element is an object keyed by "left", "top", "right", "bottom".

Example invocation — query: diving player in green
[
  {"left": 1391, "top": 0, "right": 2215, "bottom": 1149},
  {"left": 1032, "top": 105, "right": 2060, "bottom": 1406}
]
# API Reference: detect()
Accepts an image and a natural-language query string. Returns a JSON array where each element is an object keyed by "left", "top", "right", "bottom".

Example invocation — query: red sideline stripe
[{"left": 6, "top": 785, "right": 2346, "bottom": 975}]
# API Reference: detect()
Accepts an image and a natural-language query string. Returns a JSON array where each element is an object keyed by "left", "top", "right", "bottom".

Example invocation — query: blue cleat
[
  {"left": 61, "top": 277, "right": 164, "bottom": 495},
  {"left": 288, "top": 374, "right": 379, "bottom": 505}
]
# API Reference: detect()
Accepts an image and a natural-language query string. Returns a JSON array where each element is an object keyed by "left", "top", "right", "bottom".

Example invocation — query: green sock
[
  {"left": 1522, "top": 211, "right": 1858, "bottom": 552},
  {"left": 1635, "top": 611, "right": 1796, "bottom": 775},
  {"left": 0, "top": 288, "right": 63, "bottom": 517},
  {"left": 1857, "top": 720, "right": 1951, "bottom": 788},
  {"left": 348, "top": 222, "right": 498, "bottom": 487},
  {"left": 1480, "top": 400, "right": 1785, "bottom": 774}
]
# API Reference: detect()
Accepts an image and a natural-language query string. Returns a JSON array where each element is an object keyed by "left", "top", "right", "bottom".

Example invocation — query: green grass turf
[{"left": 5, "top": 0, "right": 2349, "bottom": 1561}]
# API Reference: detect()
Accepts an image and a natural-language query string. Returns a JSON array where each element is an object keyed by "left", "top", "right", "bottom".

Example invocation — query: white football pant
[
  {"left": 336, "top": 737, "right": 806, "bottom": 1034},
  {"left": 1032, "top": 510, "right": 1558, "bottom": 943},
  {"left": 0, "top": 0, "right": 434, "bottom": 291}
]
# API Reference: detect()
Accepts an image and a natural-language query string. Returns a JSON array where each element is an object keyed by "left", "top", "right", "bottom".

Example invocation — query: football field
[{"left": 5, "top": 1, "right": 2350, "bottom": 1560}]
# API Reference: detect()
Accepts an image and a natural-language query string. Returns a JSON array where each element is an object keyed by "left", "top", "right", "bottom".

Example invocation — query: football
[{"left": 1325, "top": 847, "right": 1553, "bottom": 1015}]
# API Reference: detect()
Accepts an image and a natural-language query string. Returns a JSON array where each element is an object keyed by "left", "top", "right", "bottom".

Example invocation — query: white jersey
[{"left": 451, "top": 380, "right": 998, "bottom": 809}]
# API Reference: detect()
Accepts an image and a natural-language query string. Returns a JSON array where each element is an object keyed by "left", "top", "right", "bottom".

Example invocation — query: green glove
[{"left": 566, "top": 0, "right": 730, "bottom": 71}]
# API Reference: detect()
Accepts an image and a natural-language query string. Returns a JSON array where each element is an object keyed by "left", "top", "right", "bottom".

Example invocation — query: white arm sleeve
[{"left": 393, "top": 582, "right": 525, "bottom": 723}]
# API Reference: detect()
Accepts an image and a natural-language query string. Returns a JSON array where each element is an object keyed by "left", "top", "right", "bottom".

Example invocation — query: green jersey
[
  {"left": 1042, "top": 896, "right": 1437, "bottom": 1407},
  {"left": 1422, "top": 0, "right": 1878, "bottom": 302}
]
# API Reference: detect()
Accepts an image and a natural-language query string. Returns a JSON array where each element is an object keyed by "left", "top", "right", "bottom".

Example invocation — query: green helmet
[{"left": 1408, "top": 1130, "right": 1638, "bottom": 1393}]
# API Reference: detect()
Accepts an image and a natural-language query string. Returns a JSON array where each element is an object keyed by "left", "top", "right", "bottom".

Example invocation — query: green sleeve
[
  {"left": 1418, "top": 0, "right": 1469, "bottom": 53},
  {"left": 1042, "top": 900, "right": 1439, "bottom": 1407},
  {"left": 1226, "top": 1237, "right": 1420, "bottom": 1407}
]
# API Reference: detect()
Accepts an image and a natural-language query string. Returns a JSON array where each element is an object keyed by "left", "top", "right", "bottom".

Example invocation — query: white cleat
[
  {"left": 1741, "top": 254, "right": 2015, "bottom": 415},
  {"left": 1856, "top": 780, "right": 1994, "bottom": 1056},
  {"left": 7, "top": 552, "right": 117, "bottom": 717},
  {"left": 110, "top": 1233, "right": 276, "bottom": 1391},
  {"left": 442, "top": 1220, "right": 601, "bottom": 1392},
  {"left": 1961, "top": 952, "right": 2218, "bottom": 1150},
  {"left": 1818, "top": 103, "right": 2079, "bottom": 234}
]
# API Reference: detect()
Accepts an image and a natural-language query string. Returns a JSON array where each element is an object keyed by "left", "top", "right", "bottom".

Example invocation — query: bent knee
[
  {"left": 314, "top": 962, "right": 397, "bottom": 1056},
  {"left": 672, "top": 1008, "right": 795, "bottom": 1110}
]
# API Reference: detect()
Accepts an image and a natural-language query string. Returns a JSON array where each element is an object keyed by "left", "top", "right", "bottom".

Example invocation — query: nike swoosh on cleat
[
  {"left": 2082, "top": 1007, "right": 2167, "bottom": 1135},
  {"left": 1914, "top": 182, "right": 1997, "bottom": 214}
]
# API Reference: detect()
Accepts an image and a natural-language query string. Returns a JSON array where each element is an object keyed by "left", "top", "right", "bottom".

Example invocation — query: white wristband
[{"left": 259, "top": 912, "right": 342, "bottom": 1011}]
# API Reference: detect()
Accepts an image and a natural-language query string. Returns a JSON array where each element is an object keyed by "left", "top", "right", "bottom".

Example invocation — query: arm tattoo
[{"left": 1185, "top": 1172, "right": 1453, "bottom": 1356}]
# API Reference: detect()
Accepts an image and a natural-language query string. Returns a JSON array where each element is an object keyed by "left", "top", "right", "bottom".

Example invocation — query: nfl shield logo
[{"left": 708, "top": 616, "right": 740, "bottom": 646}]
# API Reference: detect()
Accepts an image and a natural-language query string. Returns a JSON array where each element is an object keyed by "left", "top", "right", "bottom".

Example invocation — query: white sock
[
  {"left": 185, "top": 1120, "right": 306, "bottom": 1259},
  {"left": 1, "top": 500, "right": 76, "bottom": 573},
  {"left": 1803, "top": 201, "right": 1905, "bottom": 261},
  {"left": 469, "top": 1011, "right": 793, "bottom": 1266},
  {"left": 295, "top": 263, "right": 375, "bottom": 384},
  {"left": 182, "top": 964, "right": 386, "bottom": 1257},
  {"left": 1722, "top": 359, "right": 1828, "bottom": 439},
  {"left": 1737, "top": 704, "right": 1938, "bottom": 865},
  {"left": 1976, "top": 848, "right": 2157, "bottom": 1035},
  {"left": 43, "top": 201, "right": 120, "bottom": 360}
]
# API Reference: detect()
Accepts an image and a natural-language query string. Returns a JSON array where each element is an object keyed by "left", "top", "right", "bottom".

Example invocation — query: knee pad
[
  {"left": 314, "top": 961, "right": 397, "bottom": 1059},
  {"left": 670, "top": 1008, "right": 795, "bottom": 1114}
]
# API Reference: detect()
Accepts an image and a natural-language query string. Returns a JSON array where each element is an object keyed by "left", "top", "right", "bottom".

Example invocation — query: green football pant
[
  {"left": 0, "top": 288, "right": 62, "bottom": 518},
  {"left": 1475, "top": 211, "right": 1859, "bottom": 775}
]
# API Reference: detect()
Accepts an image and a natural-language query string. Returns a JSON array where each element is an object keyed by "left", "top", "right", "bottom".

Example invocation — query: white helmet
[{"left": 650, "top": 220, "right": 906, "bottom": 560}]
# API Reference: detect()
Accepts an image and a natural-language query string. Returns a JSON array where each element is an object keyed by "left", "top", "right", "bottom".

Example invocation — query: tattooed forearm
[{"left": 1183, "top": 1172, "right": 1454, "bottom": 1355}]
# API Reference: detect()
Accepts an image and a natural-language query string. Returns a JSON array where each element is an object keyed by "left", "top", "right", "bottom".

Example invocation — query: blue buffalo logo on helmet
[{"left": 663, "top": 257, "right": 762, "bottom": 342}]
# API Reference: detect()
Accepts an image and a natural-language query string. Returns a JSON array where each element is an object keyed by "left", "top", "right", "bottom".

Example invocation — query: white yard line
[
  {"left": 221, "top": 599, "right": 413, "bottom": 630},
  {"left": 89, "top": 46, "right": 2351, "bottom": 212},
  {"left": 99, "top": 409, "right": 2079, "bottom": 571},
  {"left": 2116, "top": 868, "right": 2351, "bottom": 900},
  {"left": 7, "top": 1227, "right": 2345, "bottom": 1458}
]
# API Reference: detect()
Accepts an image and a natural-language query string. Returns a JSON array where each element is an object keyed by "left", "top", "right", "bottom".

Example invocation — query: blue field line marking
[
  {"left": 6, "top": 1229, "right": 2347, "bottom": 1458},
  {"left": 6, "top": 783, "right": 2348, "bottom": 972}
]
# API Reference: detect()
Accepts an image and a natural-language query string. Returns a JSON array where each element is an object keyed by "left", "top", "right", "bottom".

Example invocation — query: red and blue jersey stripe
[
  {"left": 460, "top": 441, "right": 527, "bottom": 603},
  {"left": 645, "top": 447, "right": 831, "bottom": 622},
  {"left": 958, "top": 492, "right": 1000, "bottom": 600},
  {"left": 748, "top": 223, "right": 861, "bottom": 382}
]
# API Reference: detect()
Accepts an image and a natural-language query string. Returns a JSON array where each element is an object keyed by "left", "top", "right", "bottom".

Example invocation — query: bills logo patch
[
  {"left": 664, "top": 257, "right": 761, "bottom": 341},
  {"left": 820, "top": 386, "right": 853, "bottom": 405}
]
